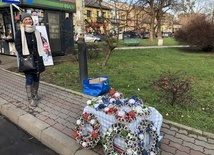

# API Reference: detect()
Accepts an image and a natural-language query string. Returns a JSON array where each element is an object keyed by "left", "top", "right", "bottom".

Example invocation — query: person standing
[{"left": 15, "top": 12, "right": 45, "bottom": 107}]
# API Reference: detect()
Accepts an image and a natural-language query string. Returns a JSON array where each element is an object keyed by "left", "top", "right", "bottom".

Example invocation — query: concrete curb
[
  {"left": 163, "top": 119, "right": 214, "bottom": 139},
  {"left": 0, "top": 98, "right": 98, "bottom": 155}
]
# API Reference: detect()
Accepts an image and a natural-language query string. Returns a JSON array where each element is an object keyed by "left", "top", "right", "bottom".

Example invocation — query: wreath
[
  {"left": 73, "top": 113, "right": 101, "bottom": 149},
  {"left": 136, "top": 120, "right": 159, "bottom": 155},
  {"left": 102, "top": 123, "right": 140, "bottom": 155},
  {"left": 132, "top": 105, "right": 152, "bottom": 118}
]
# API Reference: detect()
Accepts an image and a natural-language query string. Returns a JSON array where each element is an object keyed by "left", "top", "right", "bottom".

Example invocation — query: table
[{"left": 83, "top": 106, "right": 163, "bottom": 150}]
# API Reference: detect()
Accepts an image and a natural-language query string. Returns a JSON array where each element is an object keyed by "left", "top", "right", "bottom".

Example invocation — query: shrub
[
  {"left": 174, "top": 15, "right": 214, "bottom": 52},
  {"left": 152, "top": 71, "right": 193, "bottom": 106}
]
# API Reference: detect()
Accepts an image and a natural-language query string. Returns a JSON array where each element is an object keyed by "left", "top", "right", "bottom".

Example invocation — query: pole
[
  {"left": 76, "top": 0, "right": 88, "bottom": 85},
  {"left": 78, "top": 39, "right": 88, "bottom": 86},
  {"left": 76, "top": 0, "right": 85, "bottom": 37},
  {"left": 10, "top": 4, "right": 16, "bottom": 40},
  {"left": 10, "top": 4, "right": 19, "bottom": 66}
]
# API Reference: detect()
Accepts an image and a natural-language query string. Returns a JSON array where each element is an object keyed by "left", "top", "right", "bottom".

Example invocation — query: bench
[{"left": 123, "top": 38, "right": 141, "bottom": 46}]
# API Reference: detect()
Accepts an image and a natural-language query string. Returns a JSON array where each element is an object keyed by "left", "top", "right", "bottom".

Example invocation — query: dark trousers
[{"left": 25, "top": 73, "right": 40, "bottom": 85}]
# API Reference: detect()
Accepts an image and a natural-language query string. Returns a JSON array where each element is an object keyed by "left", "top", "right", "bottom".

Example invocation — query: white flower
[
  {"left": 138, "top": 88, "right": 140, "bottom": 91},
  {"left": 86, "top": 100, "right": 92, "bottom": 105},
  {"left": 135, "top": 106, "right": 142, "bottom": 112},
  {"left": 108, "top": 127, "right": 113, "bottom": 132},
  {"left": 90, "top": 119, "right": 96, "bottom": 125},
  {"left": 150, "top": 152, "right": 155, "bottom": 155},
  {"left": 76, "top": 120, "right": 81, "bottom": 125},
  {"left": 114, "top": 92, "right": 120, "bottom": 98},
  {"left": 82, "top": 142, "right": 87, "bottom": 147},
  {"left": 152, "top": 126, "right": 156, "bottom": 131},
  {"left": 126, "top": 148, "right": 133, "bottom": 155},
  {"left": 128, "top": 99, "right": 135, "bottom": 104},
  {"left": 118, "top": 110, "right": 125, "bottom": 117},
  {"left": 139, "top": 133, "right": 144, "bottom": 140},
  {"left": 104, "top": 107, "right": 109, "bottom": 112}
]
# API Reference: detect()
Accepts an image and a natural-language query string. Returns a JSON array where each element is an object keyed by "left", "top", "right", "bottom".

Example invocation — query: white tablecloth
[{"left": 83, "top": 106, "right": 163, "bottom": 149}]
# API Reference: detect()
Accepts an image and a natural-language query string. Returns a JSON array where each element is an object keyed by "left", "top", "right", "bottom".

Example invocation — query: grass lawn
[{"left": 41, "top": 42, "right": 214, "bottom": 134}]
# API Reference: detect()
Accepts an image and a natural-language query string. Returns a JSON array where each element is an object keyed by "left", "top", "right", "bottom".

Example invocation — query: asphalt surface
[
  {"left": 0, "top": 53, "right": 214, "bottom": 155},
  {"left": 0, "top": 114, "right": 58, "bottom": 155}
]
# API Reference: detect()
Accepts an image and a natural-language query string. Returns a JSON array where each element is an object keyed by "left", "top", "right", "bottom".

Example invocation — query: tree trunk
[
  {"left": 102, "top": 50, "right": 112, "bottom": 66},
  {"left": 149, "top": 19, "right": 155, "bottom": 42}
]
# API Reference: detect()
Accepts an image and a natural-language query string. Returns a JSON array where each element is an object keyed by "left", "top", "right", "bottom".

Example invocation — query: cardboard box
[{"left": 89, "top": 78, "right": 107, "bottom": 84}]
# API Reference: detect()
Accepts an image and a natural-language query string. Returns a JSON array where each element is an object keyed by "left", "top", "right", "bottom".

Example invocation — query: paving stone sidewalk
[{"left": 0, "top": 68, "right": 213, "bottom": 155}]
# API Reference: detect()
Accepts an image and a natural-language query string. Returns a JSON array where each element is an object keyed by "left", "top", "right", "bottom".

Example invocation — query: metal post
[
  {"left": 76, "top": 0, "right": 88, "bottom": 85},
  {"left": 10, "top": 4, "right": 19, "bottom": 66},
  {"left": 78, "top": 37, "right": 88, "bottom": 85}
]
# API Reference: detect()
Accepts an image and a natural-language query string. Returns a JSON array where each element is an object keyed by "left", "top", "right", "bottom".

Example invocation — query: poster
[
  {"left": 36, "top": 26, "right": 54, "bottom": 66},
  {"left": 9, "top": 42, "right": 16, "bottom": 55}
]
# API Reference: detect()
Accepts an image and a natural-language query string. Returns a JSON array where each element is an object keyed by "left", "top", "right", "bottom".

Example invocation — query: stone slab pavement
[{"left": 0, "top": 55, "right": 214, "bottom": 155}]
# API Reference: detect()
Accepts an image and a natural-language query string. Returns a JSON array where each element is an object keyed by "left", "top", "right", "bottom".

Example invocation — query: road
[{"left": 0, "top": 114, "right": 58, "bottom": 155}]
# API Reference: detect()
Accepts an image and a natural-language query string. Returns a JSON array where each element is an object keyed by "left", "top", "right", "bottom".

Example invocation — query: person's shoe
[
  {"left": 30, "top": 99, "right": 37, "bottom": 107},
  {"left": 26, "top": 85, "right": 37, "bottom": 107}
]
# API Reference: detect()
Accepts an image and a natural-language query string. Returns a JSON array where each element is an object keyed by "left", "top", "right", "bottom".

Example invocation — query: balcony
[{"left": 110, "top": 18, "right": 120, "bottom": 24}]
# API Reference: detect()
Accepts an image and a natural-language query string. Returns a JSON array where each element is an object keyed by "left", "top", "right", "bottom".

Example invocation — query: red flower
[
  {"left": 109, "top": 89, "right": 116, "bottom": 95},
  {"left": 83, "top": 113, "right": 89, "bottom": 119},
  {"left": 73, "top": 131, "right": 79, "bottom": 138},
  {"left": 92, "top": 132, "right": 99, "bottom": 138},
  {"left": 129, "top": 110, "right": 136, "bottom": 118}
]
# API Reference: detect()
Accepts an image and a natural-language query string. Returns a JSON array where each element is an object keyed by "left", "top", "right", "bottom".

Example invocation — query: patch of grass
[{"left": 41, "top": 47, "right": 214, "bottom": 133}]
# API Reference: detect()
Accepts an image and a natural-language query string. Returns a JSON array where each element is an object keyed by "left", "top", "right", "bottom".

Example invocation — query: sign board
[
  {"left": 22, "top": 0, "right": 75, "bottom": 11},
  {"left": 36, "top": 26, "right": 54, "bottom": 66},
  {"left": 2, "top": 0, "right": 21, "bottom": 4}
]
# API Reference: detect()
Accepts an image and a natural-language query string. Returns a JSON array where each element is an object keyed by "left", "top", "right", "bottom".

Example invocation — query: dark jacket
[{"left": 15, "top": 30, "right": 45, "bottom": 74}]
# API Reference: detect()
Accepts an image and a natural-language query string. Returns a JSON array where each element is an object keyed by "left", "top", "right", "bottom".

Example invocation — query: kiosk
[{"left": 0, "top": 0, "right": 75, "bottom": 56}]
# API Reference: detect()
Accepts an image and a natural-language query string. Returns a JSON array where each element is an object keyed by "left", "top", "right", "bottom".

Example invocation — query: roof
[{"left": 85, "top": 0, "right": 111, "bottom": 10}]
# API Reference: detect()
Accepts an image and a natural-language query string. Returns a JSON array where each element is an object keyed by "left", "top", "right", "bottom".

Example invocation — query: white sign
[{"left": 36, "top": 26, "right": 54, "bottom": 66}]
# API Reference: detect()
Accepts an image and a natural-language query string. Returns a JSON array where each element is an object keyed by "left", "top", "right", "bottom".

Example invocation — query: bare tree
[
  {"left": 84, "top": 0, "right": 141, "bottom": 66},
  {"left": 135, "top": 0, "right": 177, "bottom": 42}
]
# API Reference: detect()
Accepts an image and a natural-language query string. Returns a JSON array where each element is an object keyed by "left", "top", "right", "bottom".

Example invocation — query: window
[
  {"left": 102, "top": 12, "right": 106, "bottom": 18},
  {"left": 97, "top": 11, "right": 100, "bottom": 17},
  {"left": 87, "top": 10, "right": 91, "bottom": 18}
]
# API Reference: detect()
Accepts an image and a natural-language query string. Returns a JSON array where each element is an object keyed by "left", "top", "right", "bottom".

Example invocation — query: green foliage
[
  {"left": 151, "top": 70, "right": 193, "bottom": 106},
  {"left": 41, "top": 47, "right": 214, "bottom": 133}
]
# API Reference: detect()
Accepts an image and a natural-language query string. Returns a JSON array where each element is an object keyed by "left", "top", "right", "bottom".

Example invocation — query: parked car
[
  {"left": 162, "top": 32, "right": 173, "bottom": 38},
  {"left": 122, "top": 31, "right": 140, "bottom": 39},
  {"left": 84, "top": 33, "right": 102, "bottom": 42},
  {"left": 93, "top": 34, "right": 107, "bottom": 41},
  {"left": 140, "top": 32, "right": 150, "bottom": 39}
]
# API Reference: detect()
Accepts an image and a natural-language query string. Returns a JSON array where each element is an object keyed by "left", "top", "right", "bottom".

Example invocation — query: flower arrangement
[
  {"left": 136, "top": 120, "right": 159, "bottom": 155},
  {"left": 132, "top": 105, "right": 152, "bottom": 118},
  {"left": 115, "top": 109, "right": 136, "bottom": 124},
  {"left": 73, "top": 113, "right": 101, "bottom": 149},
  {"left": 125, "top": 95, "right": 143, "bottom": 107},
  {"left": 102, "top": 123, "right": 140, "bottom": 155}
]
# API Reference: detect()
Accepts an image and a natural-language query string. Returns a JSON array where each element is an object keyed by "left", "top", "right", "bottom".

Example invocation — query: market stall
[{"left": 0, "top": 0, "right": 75, "bottom": 56}]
